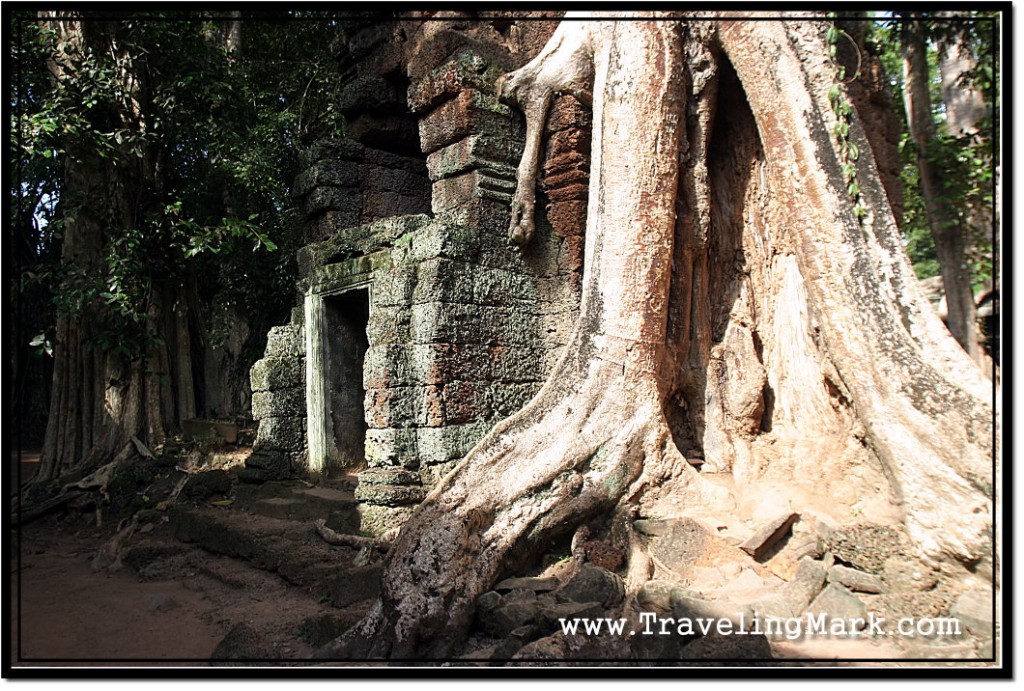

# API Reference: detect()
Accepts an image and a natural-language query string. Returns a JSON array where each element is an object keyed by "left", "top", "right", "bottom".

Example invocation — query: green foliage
[
  {"left": 825, "top": 21, "right": 868, "bottom": 221},
  {"left": 867, "top": 14, "right": 997, "bottom": 287},
  {"left": 11, "top": 12, "right": 347, "bottom": 363}
]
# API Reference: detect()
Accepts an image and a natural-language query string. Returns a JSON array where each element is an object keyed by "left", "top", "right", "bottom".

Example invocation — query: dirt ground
[{"left": 10, "top": 511, "right": 340, "bottom": 668}]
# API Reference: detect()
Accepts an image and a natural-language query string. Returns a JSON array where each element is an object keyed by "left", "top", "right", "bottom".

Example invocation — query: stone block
[
  {"left": 490, "top": 382, "right": 539, "bottom": 417},
  {"left": 555, "top": 564, "right": 624, "bottom": 608},
  {"left": 950, "top": 586, "right": 995, "bottom": 638},
  {"left": 546, "top": 94, "right": 592, "bottom": 133},
  {"left": 358, "top": 468, "right": 421, "bottom": 486},
  {"left": 371, "top": 268, "right": 417, "bottom": 308},
  {"left": 412, "top": 258, "right": 476, "bottom": 304},
  {"left": 363, "top": 345, "right": 414, "bottom": 389},
  {"left": 416, "top": 421, "right": 493, "bottom": 465},
  {"left": 254, "top": 416, "right": 307, "bottom": 452},
  {"left": 354, "top": 483, "right": 426, "bottom": 507},
  {"left": 251, "top": 389, "right": 305, "bottom": 421},
  {"left": 739, "top": 512, "right": 799, "bottom": 561},
  {"left": 292, "top": 159, "right": 363, "bottom": 198},
  {"left": 431, "top": 168, "right": 517, "bottom": 215},
  {"left": 264, "top": 326, "right": 304, "bottom": 358},
  {"left": 828, "top": 564, "right": 884, "bottom": 594},
  {"left": 358, "top": 504, "right": 416, "bottom": 536},
  {"left": 408, "top": 53, "right": 493, "bottom": 113},
  {"left": 364, "top": 427, "right": 418, "bottom": 469},
  {"left": 337, "top": 75, "right": 404, "bottom": 115},
  {"left": 426, "top": 134, "right": 524, "bottom": 181},
  {"left": 417, "top": 89, "right": 516, "bottom": 154},
  {"left": 442, "top": 380, "right": 491, "bottom": 424},
  {"left": 471, "top": 266, "right": 534, "bottom": 305},
  {"left": 300, "top": 186, "right": 362, "bottom": 220},
  {"left": 804, "top": 583, "right": 869, "bottom": 630},
  {"left": 250, "top": 357, "right": 303, "bottom": 392},
  {"left": 366, "top": 304, "right": 411, "bottom": 345}
]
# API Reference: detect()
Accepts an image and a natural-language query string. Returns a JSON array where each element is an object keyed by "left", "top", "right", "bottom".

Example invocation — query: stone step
[
  {"left": 233, "top": 480, "right": 361, "bottom": 533},
  {"left": 168, "top": 505, "right": 357, "bottom": 591}
]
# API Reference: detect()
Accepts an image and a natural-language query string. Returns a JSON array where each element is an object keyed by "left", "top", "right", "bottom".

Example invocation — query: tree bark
[
  {"left": 901, "top": 20, "right": 981, "bottom": 360},
  {"left": 328, "top": 15, "right": 993, "bottom": 660}
]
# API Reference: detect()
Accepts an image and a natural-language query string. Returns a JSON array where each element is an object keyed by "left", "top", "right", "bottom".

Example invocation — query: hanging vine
[{"left": 825, "top": 21, "right": 868, "bottom": 221}]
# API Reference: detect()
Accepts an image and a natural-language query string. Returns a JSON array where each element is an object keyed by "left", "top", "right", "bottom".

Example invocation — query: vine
[{"left": 825, "top": 22, "right": 868, "bottom": 221}]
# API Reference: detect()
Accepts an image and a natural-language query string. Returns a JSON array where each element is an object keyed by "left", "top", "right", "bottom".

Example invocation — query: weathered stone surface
[
  {"left": 417, "top": 421, "right": 492, "bottom": 465},
  {"left": 254, "top": 416, "right": 306, "bottom": 452},
  {"left": 950, "top": 586, "right": 995, "bottom": 638},
  {"left": 251, "top": 389, "right": 305, "bottom": 421},
  {"left": 250, "top": 358, "right": 303, "bottom": 392},
  {"left": 354, "top": 483, "right": 426, "bottom": 507},
  {"left": 426, "top": 134, "right": 523, "bottom": 182},
  {"left": 643, "top": 517, "right": 748, "bottom": 576},
  {"left": 494, "top": 576, "right": 560, "bottom": 592},
  {"left": 293, "top": 158, "right": 363, "bottom": 198},
  {"left": 483, "top": 600, "right": 541, "bottom": 638},
  {"left": 264, "top": 326, "right": 304, "bottom": 358},
  {"left": 325, "top": 564, "right": 383, "bottom": 609},
  {"left": 828, "top": 564, "right": 884, "bottom": 594},
  {"left": 671, "top": 593, "right": 754, "bottom": 628},
  {"left": 554, "top": 564, "right": 624, "bottom": 608},
  {"left": 357, "top": 467, "right": 421, "bottom": 486},
  {"left": 431, "top": 169, "right": 517, "bottom": 215},
  {"left": 829, "top": 524, "right": 910, "bottom": 574},
  {"left": 739, "top": 512, "right": 799, "bottom": 561},
  {"left": 364, "top": 428, "right": 418, "bottom": 468},
  {"left": 804, "top": 583, "right": 869, "bottom": 630},
  {"left": 535, "top": 601, "right": 604, "bottom": 633},
  {"left": 418, "top": 89, "right": 516, "bottom": 154},
  {"left": 238, "top": 450, "right": 291, "bottom": 482},
  {"left": 782, "top": 557, "right": 828, "bottom": 613},
  {"left": 636, "top": 579, "right": 677, "bottom": 611},
  {"left": 442, "top": 380, "right": 491, "bottom": 423},
  {"left": 881, "top": 555, "right": 939, "bottom": 592}
]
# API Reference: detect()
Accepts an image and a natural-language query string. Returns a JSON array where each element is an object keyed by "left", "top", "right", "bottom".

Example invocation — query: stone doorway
[{"left": 306, "top": 285, "right": 370, "bottom": 475}]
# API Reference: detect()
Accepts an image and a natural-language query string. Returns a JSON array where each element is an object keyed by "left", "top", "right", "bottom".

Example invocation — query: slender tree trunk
[{"left": 901, "top": 20, "right": 981, "bottom": 360}]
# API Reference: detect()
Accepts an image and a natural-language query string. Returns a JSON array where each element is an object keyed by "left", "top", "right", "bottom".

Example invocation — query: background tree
[{"left": 11, "top": 11, "right": 345, "bottom": 482}]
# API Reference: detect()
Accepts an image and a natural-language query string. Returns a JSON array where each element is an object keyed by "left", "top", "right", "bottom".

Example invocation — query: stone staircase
[{"left": 167, "top": 472, "right": 381, "bottom": 608}]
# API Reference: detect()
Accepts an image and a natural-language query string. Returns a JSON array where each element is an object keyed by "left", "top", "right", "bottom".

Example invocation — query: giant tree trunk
[
  {"left": 331, "top": 15, "right": 994, "bottom": 660},
  {"left": 35, "top": 18, "right": 189, "bottom": 483},
  {"left": 901, "top": 20, "right": 982, "bottom": 361}
]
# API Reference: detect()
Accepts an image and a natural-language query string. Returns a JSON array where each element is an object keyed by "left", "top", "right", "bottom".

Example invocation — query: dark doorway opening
[{"left": 323, "top": 288, "right": 370, "bottom": 470}]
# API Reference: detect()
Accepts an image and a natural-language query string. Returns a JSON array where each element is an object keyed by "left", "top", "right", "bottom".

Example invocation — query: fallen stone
[
  {"left": 950, "top": 586, "right": 995, "bottom": 638},
  {"left": 494, "top": 624, "right": 540, "bottom": 659},
  {"left": 882, "top": 555, "right": 938, "bottom": 592},
  {"left": 804, "top": 583, "right": 869, "bottom": 631},
  {"left": 483, "top": 600, "right": 541, "bottom": 638},
  {"left": 782, "top": 557, "right": 827, "bottom": 613},
  {"left": 503, "top": 588, "right": 537, "bottom": 603},
  {"left": 636, "top": 579, "right": 676, "bottom": 611},
  {"left": 828, "top": 564, "right": 884, "bottom": 594},
  {"left": 671, "top": 593, "right": 754, "bottom": 628},
  {"left": 750, "top": 593, "right": 797, "bottom": 621},
  {"left": 494, "top": 576, "right": 560, "bottom": 592},
  {"left": 739, "top": 512, "right": 799, "bottom": 561},
  {"left": 712, "top": 568, "right": 765, "bottom": 598},
  {"left": 536, "top": 601, "right": 604, "bottom": 632},
  {"left": 829, "top": 524, "right": 909, "bottom": 574},
  {"left": 555, "top": 564, "right": 624, "bottom": 608}
]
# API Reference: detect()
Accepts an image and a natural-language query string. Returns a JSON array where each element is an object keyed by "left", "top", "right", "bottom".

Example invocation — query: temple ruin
[{"left": 246, "top": 17, "right": 590, "bottom": 532}]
